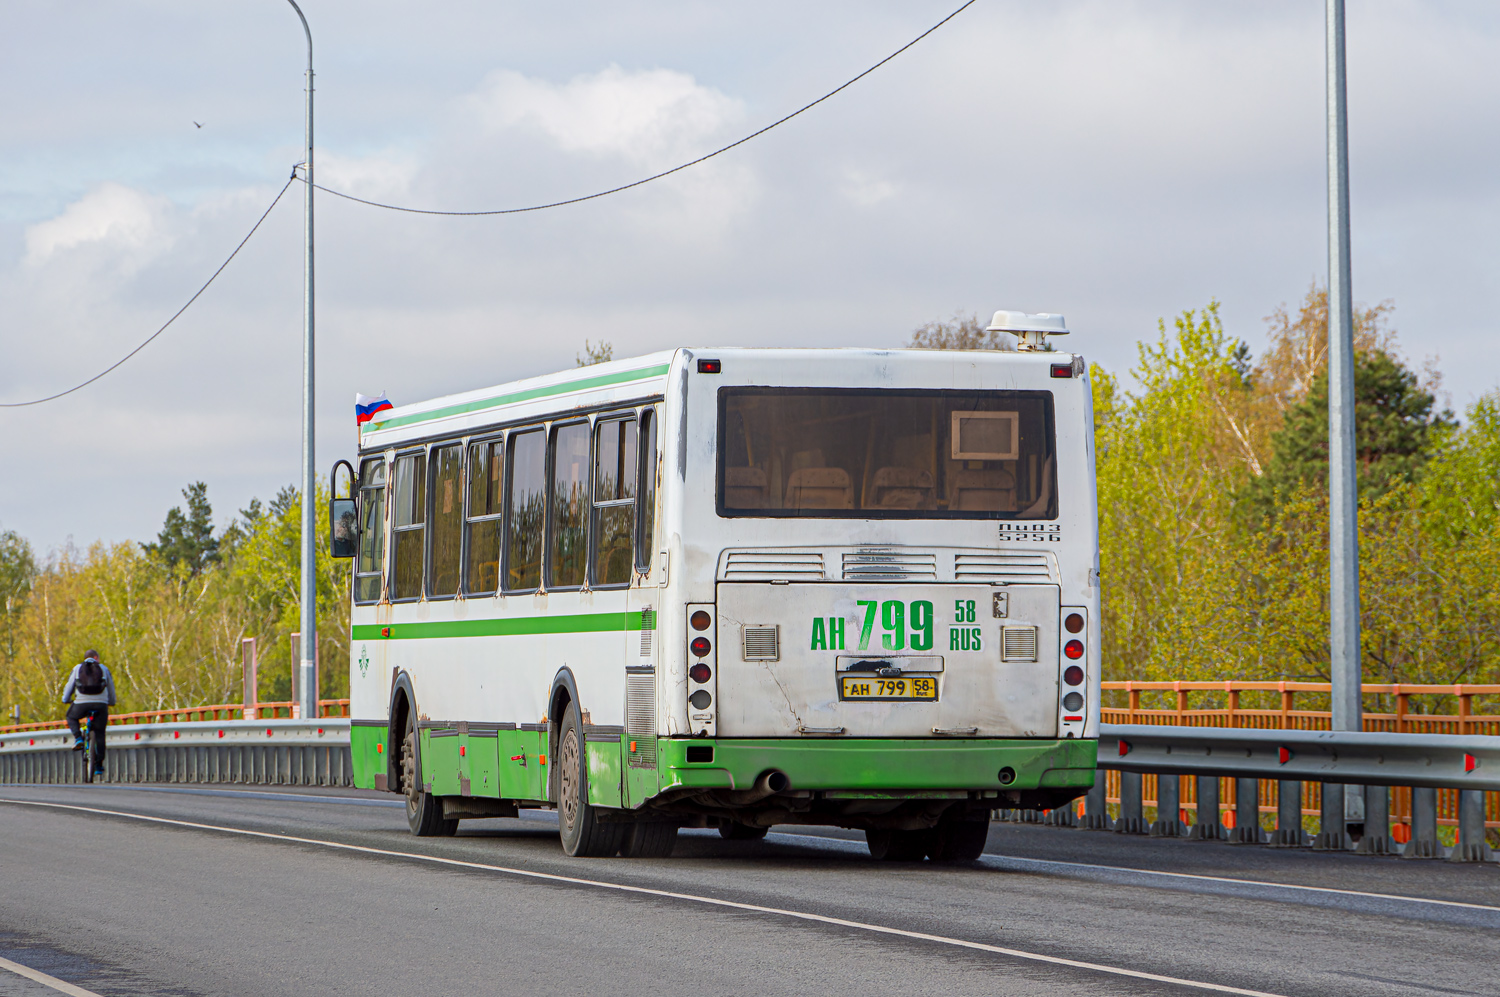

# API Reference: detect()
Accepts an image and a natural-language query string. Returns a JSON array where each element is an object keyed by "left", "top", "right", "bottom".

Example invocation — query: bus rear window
[{"left": 718, "top": 388, "right": 1057, "bottom": 519}]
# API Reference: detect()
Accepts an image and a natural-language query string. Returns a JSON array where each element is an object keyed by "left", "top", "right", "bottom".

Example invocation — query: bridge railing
[
  {"left": 0, "top": 700, "right": 351, "bottom": 735},
  {"left": 1101, "top": 680, "right": 1500, "bottom": 735}
]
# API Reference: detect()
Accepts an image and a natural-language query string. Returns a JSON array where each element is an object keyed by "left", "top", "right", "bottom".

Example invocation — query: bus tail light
[
  {"left": 686, "top": 603, "right": 718, "bottom": 737},
  {"left": 1064, "top": 640, "right": 1084, "bottom": 660},
  {"left": 689, "top": 663, "right": 712, "bottom": 683},
  {"left": 690, "top": 636, "right": 712, "bottom": 658}
]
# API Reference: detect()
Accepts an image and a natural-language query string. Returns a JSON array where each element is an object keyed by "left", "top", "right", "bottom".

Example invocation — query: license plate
[{"left": 839, "top": 674, "right": 938, "bottom": 701}]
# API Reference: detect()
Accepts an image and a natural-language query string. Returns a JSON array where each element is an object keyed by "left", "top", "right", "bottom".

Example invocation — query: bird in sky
[{"left": 193, "top": 121, "right": 203, "bottom": 128}]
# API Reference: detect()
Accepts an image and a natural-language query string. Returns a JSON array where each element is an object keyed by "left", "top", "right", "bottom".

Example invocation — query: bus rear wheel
[
  {"left": 865, "top": 828, "right": 931, "bottom": 861},
  {"left": 556, "top": 704, "right": 625, "bottom": 857},
  {"left": 403, "top": 723, "right": 457, "bottom": 837},
  {"left": 620, "top": 821, "right": 678, "bottom": 858},
  {"left": 927, "top": 815, "right": 990, "bottom": 862}
]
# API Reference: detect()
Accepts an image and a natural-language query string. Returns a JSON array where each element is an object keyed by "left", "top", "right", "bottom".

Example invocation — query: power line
[
  {"left": 0, "top": 177, "right": 296, "bottom": 408},
  {"left": 307, "top": 0, "right": 978, "bottom": 217}
]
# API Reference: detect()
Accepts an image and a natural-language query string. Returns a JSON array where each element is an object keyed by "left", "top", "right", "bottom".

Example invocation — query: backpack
[{"left": 77, "top": 659, "right": 105, "bottom": 696}]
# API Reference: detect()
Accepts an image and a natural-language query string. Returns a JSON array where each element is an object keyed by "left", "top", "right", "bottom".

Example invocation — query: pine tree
[{"left": 142, "top": 482, "right": 220, "bottom": 574}]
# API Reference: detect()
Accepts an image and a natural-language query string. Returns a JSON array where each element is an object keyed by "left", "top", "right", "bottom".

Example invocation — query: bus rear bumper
[{"left": 658, "top": 737, "right": 1096, "bottom": 796}]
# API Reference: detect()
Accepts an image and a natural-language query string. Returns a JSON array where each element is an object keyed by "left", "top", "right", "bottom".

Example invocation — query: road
[{"left": 0, "top": 784, "right": 1495, "bottom": 997}]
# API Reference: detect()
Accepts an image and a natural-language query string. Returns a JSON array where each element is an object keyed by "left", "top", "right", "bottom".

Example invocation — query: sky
[{"left": 3, "top": 0, "right": 1499, "bottom": 554}]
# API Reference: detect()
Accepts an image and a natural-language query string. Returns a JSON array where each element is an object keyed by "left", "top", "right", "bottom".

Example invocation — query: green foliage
[
  {"left": 0, "top": 482, "right": 349, "bottom": 724},
  {"left": 142, "top": 482, "right": 220, "bottom": 574},
  {"left": 1251, "top": 351, "right": 1454, "bottom": 506}
]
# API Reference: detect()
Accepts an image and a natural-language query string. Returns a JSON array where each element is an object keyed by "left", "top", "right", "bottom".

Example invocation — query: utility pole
[
  {"left": 1320, "top": 0, "right": 1359, "bottom": 851},
  {"left": 287, "top": 0, "right": 317, "bottom": 722}
]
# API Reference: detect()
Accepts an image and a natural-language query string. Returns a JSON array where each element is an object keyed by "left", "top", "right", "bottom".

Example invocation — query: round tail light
[
  {"left": 1064, "top": 613, "right": 1085, "bottom": 633},
  {"left": 1063, "top": 665, "right": 1084, "bottom": 686},
  {"left": 689, "top": 690, "right": 712, "bottom": 710},
  {"left": 690, "top": 610, "right": 712, "bottom": 631},
  {"left": 1062, "top": 691, "right": 1084, "bottom": 711},
  {"left": 690, "top": 636, "right": 712, "bottom": 657},
  {"left": 689, "top": 663, "right": 712, "bottom": 683},
  {"left": 1064, "top": 639, "right": 1084, "bottom": 660}
]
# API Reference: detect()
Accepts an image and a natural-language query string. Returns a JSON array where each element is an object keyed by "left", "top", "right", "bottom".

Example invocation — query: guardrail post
[
  {"left": 1355, "top": 785, "right": 1394, "bottom": 855},
  {"left": 1190, "top": 775, "right": 1227, "bottom": 840},
  {"left": 1403, "top": 786, "right": 1440, "bottom": 859},
  {"left": 1313, "top": 782, "right": 1352, "bottom": 850},
  {"left": 1270, "top": 780, "right": 1305, "bottom": 847},
  {"left": 1115, "top": 770, "right": 1148, "bottom": 834},
  {"left": 1231, "top": 777, "right": 1266, "bottom": 844},
  {"left": 1150, "top": 773, "right": 1187, "bottom": 837},
  {"left": 1082, "top": 768, "right": 1112, "bottom": 829},
  {"left": 1448, "top": 790, "right": 1495, "bottom": 863}
]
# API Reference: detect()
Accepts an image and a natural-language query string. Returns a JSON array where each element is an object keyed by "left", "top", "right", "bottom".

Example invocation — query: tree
[
  {"left": 576, "top": 340, "right": 614, "bottom": 366},
  {"left": 908, "top": 312, "right": 1013, "bottom": 351},
  {"left": 143, "top": 482, "right": 220, "bottom": 574},
  {"left": 1249, "top": 349, "right": 1455, "bottom": 509},
  {"left": 0, "top": 529, "right": 36, "bottom": 719}
]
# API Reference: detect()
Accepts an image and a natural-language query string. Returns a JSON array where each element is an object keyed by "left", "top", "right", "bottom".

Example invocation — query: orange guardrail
[
  {"left": 1101, "top": 680, "right": 1500, "bottom": 736},
  {"left": 0, "top": 699, "right": 351, "bottom": 735}
]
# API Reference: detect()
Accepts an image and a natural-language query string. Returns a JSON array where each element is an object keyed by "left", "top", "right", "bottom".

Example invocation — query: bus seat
[
  {"left": 871, "top": 467, "right": 935, "bottom": 509},
  {"left": 951, "top": 468, "right": 1016, "bottom": 512},
  {"left": 786, "top": 467, "right": 853, "bottom": 510},
  {"left": 724, "top": 466, "right": 769, "bottom": 508}
]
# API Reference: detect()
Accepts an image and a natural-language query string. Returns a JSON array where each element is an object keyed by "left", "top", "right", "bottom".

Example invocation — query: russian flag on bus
[{"left": 355, "top": 392, "right": 393, "bottom": 425}]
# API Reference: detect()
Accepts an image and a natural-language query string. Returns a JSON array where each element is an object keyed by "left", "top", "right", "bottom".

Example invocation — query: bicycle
[{"left": 78, "top": 713, "right": 104, "bottom": 783}]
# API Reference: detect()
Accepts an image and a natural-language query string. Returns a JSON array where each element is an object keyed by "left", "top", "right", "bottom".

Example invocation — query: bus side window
[
  {"left": 506, "top": 429, "right": 546, "bottom": 591},
  {"left": 636, "top": 409, "right": 657, "bottom": 573},
  {"left": 548, "top": 422, "right": 590, "bottom": 589},
  {"left": 592, "top": 417, "right": 636, "bottom": 586},
  {"left": 427, "top": 444, "right": 463, "bottom": 598},
  {"left": 354, "top": 457, "right": 387, "bottom": 603},
  {"left": 465, "top": 439, "right": 502, "bottom": 596},
  {"left": 391, "top": 452, "right": 426, "bottom": 600}
]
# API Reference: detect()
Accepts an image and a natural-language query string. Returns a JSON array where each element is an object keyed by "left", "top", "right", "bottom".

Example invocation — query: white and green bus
[{"left": 333, "top": 314, "right": 1099, "bottom": 859}]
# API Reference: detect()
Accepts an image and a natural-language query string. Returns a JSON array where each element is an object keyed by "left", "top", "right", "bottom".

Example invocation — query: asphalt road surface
[{"left": 1, "top": 784, "right": 1496, "bottom": 997}]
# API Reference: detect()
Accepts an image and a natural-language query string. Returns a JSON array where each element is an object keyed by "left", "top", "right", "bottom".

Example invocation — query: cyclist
[{"left": 63, "top": 649, "right": 115, "bottom": 776}]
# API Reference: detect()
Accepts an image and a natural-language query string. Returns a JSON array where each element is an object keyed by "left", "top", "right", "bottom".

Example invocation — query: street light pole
[
  {"left": 1320, "top": 0, "right": 1359, "bottom": 851},
  {"left": 287, "top": 0, "right": 317, "bottom": 722}
]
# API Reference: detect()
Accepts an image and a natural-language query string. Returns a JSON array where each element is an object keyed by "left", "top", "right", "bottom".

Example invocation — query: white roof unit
[{"left": 987, "top": 310, "right": 1069, "bottom": 352}]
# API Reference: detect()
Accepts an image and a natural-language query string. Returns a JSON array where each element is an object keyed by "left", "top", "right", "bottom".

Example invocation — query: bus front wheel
[
  {"left": 403, "top": 722, "right": 457, "bottom": 837},
  {"left": 556, "top": 704, "right": 625, "bottom": 857}
]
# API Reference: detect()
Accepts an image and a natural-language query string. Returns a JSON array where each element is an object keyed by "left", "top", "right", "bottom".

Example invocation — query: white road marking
[
  {"left": 3, "top": 798, "right": 1288, "bottom": 997},
  {"left": 0, "top": 955, "right": 104, "bottom": 997}
]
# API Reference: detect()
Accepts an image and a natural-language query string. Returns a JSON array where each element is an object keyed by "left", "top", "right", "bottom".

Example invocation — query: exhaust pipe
[{"left": 737, "top": 769, "right": 790, "bottom": 804}]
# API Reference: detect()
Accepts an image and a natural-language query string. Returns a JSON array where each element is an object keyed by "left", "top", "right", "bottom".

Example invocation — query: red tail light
[
  {"left": 689, "top": 663, "right": 712, "bottom": 683},
  {"left": 690, "top": 636, "right": 712, "bottom": 657},
  {"left": 1064, "top": 639, "right": 1084, "bottom": 659},
  {"left": 1063, "top": 665, "right": 1084, "bottom": 686}
]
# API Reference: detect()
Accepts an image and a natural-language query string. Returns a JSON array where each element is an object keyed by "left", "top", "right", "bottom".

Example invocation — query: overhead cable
[
  {"left": 0, "top": 177, "right": 296, "bottom": 408},
  {"left": 307, "top": 0, "right": 978, "bottom": 217}
]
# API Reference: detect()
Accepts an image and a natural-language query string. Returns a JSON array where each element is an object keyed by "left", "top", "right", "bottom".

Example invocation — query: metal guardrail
[
  {"left": 1101, "top": 724, "right": 1499, "bottom": 792},
  {"left": 1080, "top": 723, "right": 1497, "bottom": 863},
  {"left": 0, "top": 719, "right": 353, "bottom": 789}
]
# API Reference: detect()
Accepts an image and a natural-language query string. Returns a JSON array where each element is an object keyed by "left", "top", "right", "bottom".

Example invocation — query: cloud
[
  {"left": 24, "top": 182, "right": 176, "bottom": 271},
  {"left": 466, "top": 64, "right": 745, "bottom": 166}
]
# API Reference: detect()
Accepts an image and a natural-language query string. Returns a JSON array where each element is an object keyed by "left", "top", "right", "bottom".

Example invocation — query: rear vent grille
[
  {"left": 742, "top": 625, "right": 780, "bottom": 661},
  {"left": 639, "top": 607, "right": 654, "bottom": 658},
  {"left": 1000, "top": 625, "right": 1039, "bottom": 662},
  {"left": 722, "top": 551, "right": 825, "bottom": 581},
  {"left": 842, "top": 551, "right": 938, "bottom": 581},
  {"left": 954, "top": 552, "right": 1054, "bottom": 583},
  {"left": 625, "top": 673, "right": 656, "bottom": 768}
]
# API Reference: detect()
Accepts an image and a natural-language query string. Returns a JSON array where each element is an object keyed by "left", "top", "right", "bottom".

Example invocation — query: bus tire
[
  {"left": 719, "top": 821, "right": 769, "bottom": 841},
  {"left": 865, "top": 828, "right": 931, "bottom": 861},
  {"left": 557, "top": 704, "right": 624, "bottom": 857},
  {"left": 620, "top": 821, "right": 678, "bottom": 858},
  {"left": 928, "top": 816, "right": 989, "bottom": 862},
  {"left": 403, "top": 723, "right": 457, "bottom": 837}
]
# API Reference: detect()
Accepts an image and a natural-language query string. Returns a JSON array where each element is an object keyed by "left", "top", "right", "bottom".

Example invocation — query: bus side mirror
[{"left": 330, "top": 498, "right": 358, "bottom": 558}]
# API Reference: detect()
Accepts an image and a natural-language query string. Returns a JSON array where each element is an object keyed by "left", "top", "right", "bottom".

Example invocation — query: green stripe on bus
[
  {"left": 351, "top": 610, "right": 655, "bottom": 641},
  {"left": 363, "top": 363, "right": 672, "bottom": 434}
]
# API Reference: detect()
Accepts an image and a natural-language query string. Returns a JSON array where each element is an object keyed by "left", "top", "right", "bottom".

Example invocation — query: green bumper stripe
[
  {"left": 364, "top": 362, "right": 672, "bottom": 434},
  {"left": 352, "top": 610, "right": 654, "bottom": 641}
]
